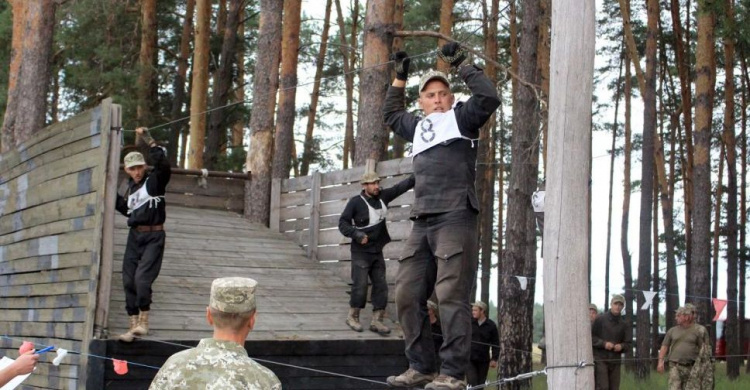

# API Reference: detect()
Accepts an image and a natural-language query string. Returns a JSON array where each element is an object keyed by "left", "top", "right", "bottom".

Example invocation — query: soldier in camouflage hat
[
  {"left": 149, "top": 277, "right": 281, "bottom": 390},
  {"left": 658, "top": 304, "right": 714, "bottom": 390}
]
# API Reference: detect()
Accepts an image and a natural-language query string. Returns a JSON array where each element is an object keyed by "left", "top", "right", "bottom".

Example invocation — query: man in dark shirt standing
[
  {"left": 467, "top": 301, "right": 499, "bottom": 386},
  {"left": 338, "top": 172, "right": 414, "bottom": 335},
  {"left": 115, "top": 127, "right": 171, "bottom": 342},
  {"left": 383, "top": 43, "right": 500, "bottom": 390},
  {"left": 591, "top": 294, "right": 631, "bottom": 390}
]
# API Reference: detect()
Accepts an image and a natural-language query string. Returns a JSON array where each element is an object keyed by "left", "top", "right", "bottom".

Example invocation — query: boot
[
  {"left": 132, "top": 311, "right": 149, "bottom": 336},
  {"left": 386, "top": 368, "right": 437, "bottom": 387},
  {"left": 370, "top": 310, "right": 391, "bottom": 335},
  {"left": 424, "top": 374, "right": 467, "bottom": 390},
  {"left": 117, "top": 315, "right": 138, "bottom": 342},
  {"left": 346, "top": 308, "right": 363, "bottom": 332}
]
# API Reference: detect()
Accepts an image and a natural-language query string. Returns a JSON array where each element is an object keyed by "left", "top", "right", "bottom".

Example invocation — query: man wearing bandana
[
  {"left": 115, "top": 127, "right": 171, "bottom": 342},
  {"left": 383, "top": 43, "right": 500, "bottom": 389}
]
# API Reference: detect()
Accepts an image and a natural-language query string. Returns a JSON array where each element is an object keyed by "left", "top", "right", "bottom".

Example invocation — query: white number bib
[{"left": 412, "top": 109, "right": 463, "bottom": 156}]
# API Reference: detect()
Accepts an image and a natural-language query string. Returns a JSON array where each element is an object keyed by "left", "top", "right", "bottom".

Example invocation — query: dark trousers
[
  {"left": 466, "top": 361, "right": 490, "bottom": 386},
  {"left": 349, "top": 251, "right": 388, "bottom": 310},
  {"left": 123, "top": 229, "right": 165, "bottom": 316},
  {"left": 594, "top": 361, "right": 621, "bottom": 390},
  {"left": 395, "top": 209, "right": 478, "bottom": 379}
]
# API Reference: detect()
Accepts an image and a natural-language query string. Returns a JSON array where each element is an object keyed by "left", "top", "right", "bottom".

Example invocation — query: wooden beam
[{"left": 308, "top": 171, "right": 321, "bottom": 261}]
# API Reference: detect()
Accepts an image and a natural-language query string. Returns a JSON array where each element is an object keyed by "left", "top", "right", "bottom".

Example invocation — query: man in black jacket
[
  {"left": 468, "top": 301, "right": 499, "bottom": 386},
  {"left": 383, "top": 43, "right": 500, "bottom": 390},
  {"left": 338, "top": 172, "right": 414, "bottom": 335},
  {"left": 115, "top": 127, "right": 171, "bottom": 342},
  {"left": 591, "top": 294, "right": 631, "bottom": 390}
]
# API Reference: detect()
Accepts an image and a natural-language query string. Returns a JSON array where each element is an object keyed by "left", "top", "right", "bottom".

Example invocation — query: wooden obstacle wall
[
  {"left": 0, "top": 99, "right": 119, "bottom": 389},
  {"left": 271, "top": 158, "right": 414, "bottom": 289}
]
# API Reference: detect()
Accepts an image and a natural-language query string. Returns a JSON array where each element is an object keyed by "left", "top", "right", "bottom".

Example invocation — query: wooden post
[
  {"left": 308, "top": 171, "right": 321, "bottom": 261},
  {"left": 270, "top": 178, "right": 281, "bottom": 232},
  {"left": 93, "top": 104, "right": 122, "bottom": 338},
  {"left": 543, "top": 0, "right": 596, "bottom": 388}
]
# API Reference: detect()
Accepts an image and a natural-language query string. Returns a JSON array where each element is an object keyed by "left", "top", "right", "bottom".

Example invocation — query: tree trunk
[
  {"left": 231, "top": 20, "right": 245, "bottom": 150},
  {"left": 335, "top": 0, "right": 358, "bottom": 169},
  {"left": 168, "top": 0, "right": 195, "bottom": 167},
  {"left": 543, "top": 0, "right": 595, "bottom": 387},
  {"left": 651, "top": 178, "right": 660, "bottom": 365},
  {"left": 690, "top": 0, "right": 716, "bottom": 323},
  {"left": 391, "top": 0, "right": 405, "bottom": 159},
  {"left": 499, "top": 0, "right": 541, "bottom": 386},
  {"left": 537, "top": 0, "right": 550, "bottom": 171},
  {"left": 509, "top": 0, "right": 519, "bottom": 93},
  {"left": 1, "top": 0, "right": 56, "bottom": 152},
  {"left": 136, "top": 0, "right": 157, "bottom": 126},
  {"left": 187, "top": 0, "right": 211, "bottom": 169},
  {"left": 669, "top": 0, "right": 694, "bottom": 273},
  {"left": 711, "top": 143, "right": 724, "bottom": 323},
  {"left": 245, "top": 0, "right": 282, "bottom": 225},
  {"left": 721, "top": 0, "right": 740, "bottom": 376},
  {"left": 204, "top": 0, "right": 243, "bottom": 169},
  {"left": 739, "top": 54, "right": 749, "bottom": 374},
  {"left": 354, "top": 0, "right": 394, "bottom": 166},
  {"left": 436, "top": 0, "right": 453, "bottom": 73},
  {"left": 477, "top": 0, "right": 499, "bottom": 305},
  {"left": 300, "top": 0, "right": 332, "bottom": 176},
  {"left": 633, "top": 0, "right": 659, "bottom": 378},
  {"left": 621, "top": 55, "right": 635, "bottom": 368},
  {"left": 605, "top": 52, "right": 624, "bottom": 310},
  {"left": 271, "top": 0, "right": 302, "bottom": 179}
]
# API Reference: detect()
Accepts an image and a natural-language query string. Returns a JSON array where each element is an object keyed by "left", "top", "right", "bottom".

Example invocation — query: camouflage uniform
[
  {"left": 150, "top": 277, "right": 281, "bottom": 390},
  {"left": 149, "top": 338, "right": 281, "bottom": 390},
  {"left": 663, "top": 322, "right": 713, "bottom": 390}
]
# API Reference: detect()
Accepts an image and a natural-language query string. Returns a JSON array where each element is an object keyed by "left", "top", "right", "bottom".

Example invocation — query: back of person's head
[{"left": 209, "top": 277, "right": 258, "bottom": 332}]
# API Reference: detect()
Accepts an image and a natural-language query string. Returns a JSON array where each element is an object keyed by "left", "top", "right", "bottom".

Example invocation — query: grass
[{"left": 484, "top": 353, "right": 750, "bottom": 389}]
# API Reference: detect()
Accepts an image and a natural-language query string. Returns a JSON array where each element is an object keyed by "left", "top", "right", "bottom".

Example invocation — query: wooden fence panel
[{"left": 0, "top": 99, "right": 118, "bottom": 389}]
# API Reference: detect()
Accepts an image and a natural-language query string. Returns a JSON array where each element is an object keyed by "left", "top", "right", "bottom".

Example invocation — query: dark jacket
[
  {"left": 383, "top": 65, "right": 500, "bottom": 217},
  {"left": 115, "top": 146, "right": 171, "bottom": 227},
  {"left": 338, "top": 175, "right": 415, "bottom": 253},
  {"left": 471, "top": 317, "right": 500, "bottom": 363},
  {"left": 591, "top": 310, "right": 632, "bottom": 360}
]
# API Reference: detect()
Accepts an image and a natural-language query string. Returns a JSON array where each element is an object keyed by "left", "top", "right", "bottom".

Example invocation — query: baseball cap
[
  {"left": 124, "top": 151, "right": 146, "bottom": 169},
  {"left": 472, "top": 301, "right": 488, "bottom": 312},
  {"left": 419, "top": 70, "right": 451, "bottom": 92},
  {"left": 611, "top": 294, "right": 625, "bottom": 305},
  {"left": 210, "top": 277, "right": 258, "bottom": 313},
  {"left": 360, "top": 172, "right": 381, "bottom": 184}
]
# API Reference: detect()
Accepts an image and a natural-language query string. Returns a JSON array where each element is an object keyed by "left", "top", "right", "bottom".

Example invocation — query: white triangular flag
[
  {"left": 641, "top": 291, "right": 657, "bottom": 310},
  {"left": 515, "top": 276, "right": 528, "bottom": 291},
  {"left": 53, "top": 348, "right": 68, "bottom": 366}
]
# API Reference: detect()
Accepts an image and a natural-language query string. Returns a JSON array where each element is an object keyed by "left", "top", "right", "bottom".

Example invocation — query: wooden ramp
[{"left": 107, "top": 205, "right": 404, "bottom": 341}]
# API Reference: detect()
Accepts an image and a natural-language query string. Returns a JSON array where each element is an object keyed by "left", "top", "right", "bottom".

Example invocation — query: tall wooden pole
[{"left": 543, "top": 0, "right": 595, "bottom": 388}]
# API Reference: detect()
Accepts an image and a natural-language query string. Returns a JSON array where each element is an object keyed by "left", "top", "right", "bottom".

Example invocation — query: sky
[{"left": 295, "top": 0, "right": 749, "bottom": 319}]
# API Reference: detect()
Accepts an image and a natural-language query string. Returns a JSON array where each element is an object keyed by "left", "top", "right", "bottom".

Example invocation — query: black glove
[
  {"left": 438, "top": 42, "right": 466, "bottom": 68},
  {"left": 390, "top": 51, "right": 411, "bottom": 81},
  {"left": 136, "top": 127, "right": 156, "bottom": 147}
]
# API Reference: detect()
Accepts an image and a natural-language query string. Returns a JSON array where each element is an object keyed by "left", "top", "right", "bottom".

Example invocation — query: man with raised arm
[{"left": 383, "top": 42, "right": 500, "bottom": 390}]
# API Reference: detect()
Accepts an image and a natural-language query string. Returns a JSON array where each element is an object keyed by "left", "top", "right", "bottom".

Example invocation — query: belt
[
  {"left": 674, "top": 361, "right": 695, "bottom": 367},
  {"left": 133, "top": 224, "right": 164, "bottom": 232}
]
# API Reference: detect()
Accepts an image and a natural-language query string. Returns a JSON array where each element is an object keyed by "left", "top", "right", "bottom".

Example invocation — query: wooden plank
[
  {"left": 0, "top": 215, "right": 96, "bottom": 247},
  {"left": 0, "top": 321, "right": 84, "bottom": 339},
  {"left": 0, "top": 294, "right": 88, "bottom": 309},
  {"left": 270, "top": 178, "right": 281, "bottom": 231},
  {"left": 316, "top": 243, "right": 405, "bottom": 262},
  {"left": 0, "top": 266, "right": 91, "bottom": 287},
  {"left": 0, "top": 280, "right": 90, "bottom": 297},
  {"left": 167, "top": 192, "right": 244, "bottom": 212},
  {"left": 1, "top": 230, "right": 96, "bottom": 263},
  {"left": 0, "top": 108, "right": 98, "bottom": 175},
  {"left": 278, "top": 187, "right": 311, "bottom": 208},
  {"left": 165, "top": 174, "right": 245, "bottom": 198},
  {"left": 2, "top": 307, "right": 88, "bottom": 323},
  {"left": 308, "top": 171, "right": 321, "bottom": 261},
  {"left": 0, "top": 192, "right": 98, "bottom": 236},
  {"left": 281, "top": 174, "right": 313, "bottom": 193},
  {"left": 315, "top": 220, "right": 412, "bottom": 246},
  {"left": 318, "top": 175, "right": 412, "bottom": 203},
  {"left": 0, "top": 252, "right": 92, "bottom": 275}
]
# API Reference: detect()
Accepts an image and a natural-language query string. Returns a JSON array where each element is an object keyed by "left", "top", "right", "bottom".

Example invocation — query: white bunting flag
[
  {"left": 515, "top": 276, "right": 528, "bottom": 291},
  {"left": 641, "top": 291, "right": 657, "bottom": 310}
]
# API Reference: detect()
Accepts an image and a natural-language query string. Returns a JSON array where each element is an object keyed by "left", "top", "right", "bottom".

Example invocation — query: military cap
[
  {"left": 360, "top": 172, "right": 381, "bottom": 184},
  {"left": 611, "top": 294, "right": 625, "bottom": 305},
  {"left": 210, "top": 277, "right": 258, "bottom": 313},
  {"left": 472, "top": 301, "right": 488, "bottom": 313},
  {"left": 676, "top": 304, "right": 696, "bottom": 315},
  {"left": 419, "top": 70, "right": 451, "bottom": 92},
  {"left": 124, "top": 151, "right": 146, "bottom": 169},
  {"left": 589, "top": 303, "right": 598, "bottom": 311}
]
